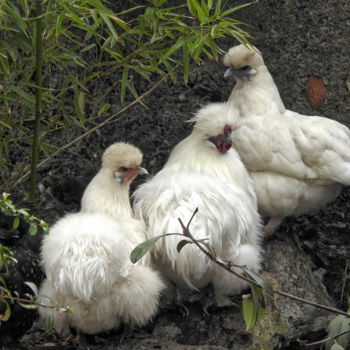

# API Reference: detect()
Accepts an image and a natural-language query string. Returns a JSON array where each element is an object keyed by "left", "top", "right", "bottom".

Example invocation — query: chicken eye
[
  {"left": 120, "top": 167, "right": 128, "bottom": 172},
  {"left": 240, "top": 65, "right": 251, "bottom": 71}
]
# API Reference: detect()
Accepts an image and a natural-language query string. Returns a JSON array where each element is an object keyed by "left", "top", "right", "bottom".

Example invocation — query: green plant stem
[{"left": 29, "top": 0, "right": 43, "bottom": 202}]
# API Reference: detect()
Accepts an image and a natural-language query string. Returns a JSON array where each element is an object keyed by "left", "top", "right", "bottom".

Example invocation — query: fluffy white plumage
[
  {"left": 39, "top": 143, "right": 164, "bottom": 335},
  {"left": 223, "top": 44, "right": 350, "bottom": 231},
  {"left": 133, "top": 103, "right": 263, "bottom": 305}
]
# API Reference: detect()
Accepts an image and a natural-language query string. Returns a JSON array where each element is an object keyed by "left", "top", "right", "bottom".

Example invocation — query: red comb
[{"left": 224, "top": 125, "right": 232, "bottom": 134}]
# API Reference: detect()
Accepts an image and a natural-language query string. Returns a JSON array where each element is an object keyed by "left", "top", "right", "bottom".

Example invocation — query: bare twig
[
  {"left": 178, "top": 211, "right": 260, "bottom": 287},
  {"left": 178, "top": 208, "right": 350, "bottom": 318},
  {"left": 299, "top": 328, "right": 350, "bottom": 347},
  {"left": 274, "top": 290, "right": 350, "bottom": 317},
  {"left": 10, "top": 73, "right": 169, "bottom": 189},
  {"left": 340, "top": 259, "right": 349, "bottom": 304}
]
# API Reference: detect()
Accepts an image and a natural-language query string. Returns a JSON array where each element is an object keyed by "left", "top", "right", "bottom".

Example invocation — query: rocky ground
[{"left": 2, "top": 0, "right": 350, "bottom": 349}]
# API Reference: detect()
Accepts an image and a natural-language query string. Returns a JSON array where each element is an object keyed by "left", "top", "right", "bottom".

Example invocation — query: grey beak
[
  {"left": 138, "top": 167, "right": 148, "bottom": 176},
  {"left": 224, "top": 67, "right": 233, "bottom": 79}
]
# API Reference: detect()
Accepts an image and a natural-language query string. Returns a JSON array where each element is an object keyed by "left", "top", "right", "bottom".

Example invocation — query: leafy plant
[
  {"left": 0, "top": 193, "right": 71, "bottom": 328},
  {"left": 0, "top": 192, "right": 49, "bottom": 236},
  {"left": 323, "top": 298, "right": 350, "bottom": 350},
  {"left": 0, "top": 0, "right": 255, "bottom": 195}
]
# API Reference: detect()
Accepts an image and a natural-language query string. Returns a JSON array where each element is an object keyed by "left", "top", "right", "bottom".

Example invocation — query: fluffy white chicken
[
  {"left": 39, "top": 143, "right": 165, "bottom": 336},
  {"left": 223, "top": 44, "right": 350, "bottom": 232},
  {"left": 133, "top": 103, "right": 263, "bottom": 307}
]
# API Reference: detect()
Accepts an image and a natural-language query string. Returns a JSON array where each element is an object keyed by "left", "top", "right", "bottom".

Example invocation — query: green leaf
[
  {"left": 100, "top": 13, "right": 119, "bottom": 43},
  {"left": 330, "top": 344, "right": 345, "bottom": 350},
  {"left": 215, "top": 0, "right": 222, "bottom": 16},
  {"left": 45, "top": 315, "right": 55, "bottom": 333},
  {"left": 121, "top": 67, "right": 129, "bottom": 103},
  {"left": 159, "top": 38, "right": 185, "bottom": 63},
  {"left": 242, "top": 293, "right": 256, "bottom": 331},
  {"left": 324, "top": 308, "right": 350, "bottom": 350},
  {"left": 130, "top": 233, "right": 179, "bottom": 263},
  {"left": 182, "top": 43, "right": 189, "bottom": 84},
  {"left": 10, "top": 86, "right": 35, "bottom": 105},
  {"left": 187, "top": 0, "right": 197, "bottom": 16},
  {"left": 130, "top": 235, "right": 165, "bottom": 263},
  {"left": 251, "top": 286, "right": 265, "bottom": 322},
  {"left": 12, "top": 216, "right": 19, "bottom": 229},
  {"left": 55, "top": 14, "right": 63, "bottom": 37},
  {"left": 29, "top": 223, "right": 37, "bottom": 236},
  {"left": 97, "top": 103, "right": 111, "bottom": 116},
  {"left": 221, "top": 2, "right": 254, "bottom": 17},
  {"left": 242, "top": 287, "right": 265, "bottom": 331},
  {"left": 0, "top": 299, "right": 11, "bottom": 321},
  {"left": 177, "top": 239, "right": 192, "bottom": 253}
]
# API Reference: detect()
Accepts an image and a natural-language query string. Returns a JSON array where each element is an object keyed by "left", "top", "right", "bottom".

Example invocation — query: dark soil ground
[{"left": 1, "top": 0, "right": 350, "bottom": 349}]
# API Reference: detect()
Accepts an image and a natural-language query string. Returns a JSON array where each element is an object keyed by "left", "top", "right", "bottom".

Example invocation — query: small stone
[
  {"left": 178, "top": 93, "right": 186, "bottom": 102},
  {"left": 306, "top": 76, "right": 327, "bottom": 109},
  {"left": 346, "top": 78, "right": 350, "bottom": 92}
]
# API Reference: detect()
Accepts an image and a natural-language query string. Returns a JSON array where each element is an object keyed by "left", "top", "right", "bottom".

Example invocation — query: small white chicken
[
  {"left": 223, "top": 44, "right": 350, "bottom": 232},
  {"left": 133, "top": 103, "right": 263, "bottom": 307},
  {"left": 39, "top": 143, "right": 165, "bottom": 336}
]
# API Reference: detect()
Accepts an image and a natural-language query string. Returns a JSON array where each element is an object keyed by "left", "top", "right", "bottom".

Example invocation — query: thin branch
[
  {"left": 299, "top": 328, "right": 350, "bottom": 347},
  {"left": 275, "top": 290, "right": 350, "bottom": 317},
  {"left": 0, "top": 293, "right": 64, "bottom": 310},
  {"left": 11, "top": 73, "right": 169, "bottom": 189},
  {"left": 178, "top": 214, "right": 259, "bottom": 287},
  {"left": 178, "top": 209, "right": 350, "bottom": 319}
]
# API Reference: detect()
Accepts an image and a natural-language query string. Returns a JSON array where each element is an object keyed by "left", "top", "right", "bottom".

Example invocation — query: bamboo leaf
[
  {"left": 97, "top": 103, "right": 110, "bottom": 116},
  {"left": 55, "top": 14, "right": 63, "bottom": 37},
  {"left": 121, "top": 67, "right": 129, "bottom": 103},
  {"left": 182, "top": 43, "right": 189, "bottom": 84},
  {"left": 10, "top": 86, "right": 35, "bottom": 105},
  {"left": 221, "top": 2, "right": 254, "bottom": 17},
  {"left": 159, "top": 38, "right": 185, "bottom": 63},
  {"left": 187, "top": 0, "right": 198, "bottom": 17},
  {"left": 100, "top": 13, "right": 119, "bottom": 42},
  {"left": 215, "top": 0, "right": 222, "bottom": 15}
]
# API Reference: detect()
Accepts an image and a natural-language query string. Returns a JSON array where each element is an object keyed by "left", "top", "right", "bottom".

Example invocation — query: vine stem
[
  {"left": 10, "top": 73, "right": 170, "bottom": 190},
  {"left": 177, "top": 208, "right": 350, "bottom": 318}
]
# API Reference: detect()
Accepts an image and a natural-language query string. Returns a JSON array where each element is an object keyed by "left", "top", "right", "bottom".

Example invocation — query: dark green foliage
[{"left": 0, "top": 0, "right": 253, "bottom": 192}]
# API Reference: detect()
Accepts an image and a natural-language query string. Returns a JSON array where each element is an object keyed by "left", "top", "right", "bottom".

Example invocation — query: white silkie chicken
[
  {"left": 223, "top": 44, "right": 350, "bottom": 232},
  {"left": 39, "top": 143, "right": 165, "bottom": 336},
  {"left": 133, "top": 103, "right": 263, "bottom": 307}
]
